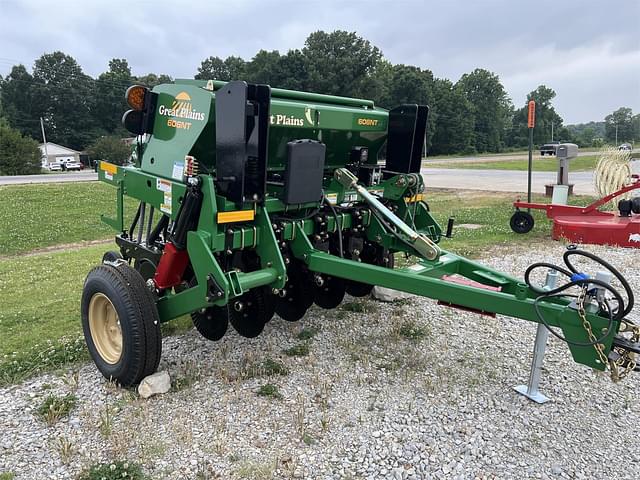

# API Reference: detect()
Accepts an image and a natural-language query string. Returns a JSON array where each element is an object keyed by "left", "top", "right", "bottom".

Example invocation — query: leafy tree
[
  {"left": 0, "top": 64, "right": 43, "bottom": 140},
  {"left": 273, "top": 50, "right": 310, "bottom": 91},
  {"left": 0, "top": 118, "right": 42, "bottom": 175},
  {"left": 135, "top": 73, "right": 173, "bottom": 89},
  {"left": 31, "top": 51, "right": 98, "bottom": 150},
  {"left": 195, "top": 56, "right": 246, "bottom": 81},
  {"left": 430, "top": 80, "right": 475, "bottom": 155},
  {"left": 508, "top": 85, "right": 564, "bottom": 147},
  {"left": 302, "top": 30, "right": 382, "bottom": 98},
  {"left": 244, "top": 50, "right": 282, "bottom": 84},
  {"left": 379, "top": 64, "right": 436, "bottom": 149},
  {"left": 457, "top": 69, "right": 512, "bottom": 152},
  {"left": 94, "top": 58, "right": 133, "bottom": 134},
  {"left": 605, "top": 107, "right": 635, "bottom": 144},
  {"left": 87, "top": 136, "right": 132, "bottom": 165}
]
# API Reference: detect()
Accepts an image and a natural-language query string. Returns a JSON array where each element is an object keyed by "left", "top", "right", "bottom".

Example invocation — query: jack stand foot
[
  {"left": 513, "top": 270, "right": 558, "bottom": 404},
  {"left": 513, "top": 384, "right": 550, "bottom": 404}
]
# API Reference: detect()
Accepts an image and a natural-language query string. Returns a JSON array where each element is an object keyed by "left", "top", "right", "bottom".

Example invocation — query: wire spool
[{"left": 594, "top": 147, "right": 633, "bottom": 208}]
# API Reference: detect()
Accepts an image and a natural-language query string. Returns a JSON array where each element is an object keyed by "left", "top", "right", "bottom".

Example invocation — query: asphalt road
[
  {"left": 0, "top": 171, "right": 98, "bottom": 185},
  {"left": 424, "top": 150, "right": 602, "bottom": 165},
  {"left": 422, "top": 168, "right": 596, "bottom": 195}
]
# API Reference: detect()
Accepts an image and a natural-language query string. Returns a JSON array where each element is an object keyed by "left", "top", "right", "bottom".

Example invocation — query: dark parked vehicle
[{"left": 540, "top": 141, "right": 560, "bottom": 156}]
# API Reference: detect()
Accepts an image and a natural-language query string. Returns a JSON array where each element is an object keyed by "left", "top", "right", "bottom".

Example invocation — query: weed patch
[
  {"left": 36, "top": 394, "right": 77, "bottom": 425},
  {"left": 257, "top": 383, "right": 283, "bottom": 399}
]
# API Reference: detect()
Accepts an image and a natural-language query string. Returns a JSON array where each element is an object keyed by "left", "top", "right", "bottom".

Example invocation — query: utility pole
[
  {"left": 551, "top": 121, "right": 554, "bottom": 142},
  {"left": 40, "top": 117, "right": 49, "bottom": 163},
  {"left": 615, "top": 124, "right": 618, "bottom": 145}
]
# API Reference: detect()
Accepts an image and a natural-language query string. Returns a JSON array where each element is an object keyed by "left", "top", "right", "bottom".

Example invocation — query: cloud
[{"left": 0, "top": 0, "right": 638, "bottom": 123}]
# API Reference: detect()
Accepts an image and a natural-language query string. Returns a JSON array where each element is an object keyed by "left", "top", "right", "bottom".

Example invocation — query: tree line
[{"left": 1, "top": 30, "right": 638, "bottom": 175}]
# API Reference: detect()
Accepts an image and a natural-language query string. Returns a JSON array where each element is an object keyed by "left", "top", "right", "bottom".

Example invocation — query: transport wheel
[
  {"left": 510, "top": 211, "right": 535, "bottom": 234},
  {"left": 102, "top": 250, "right": 123, "bottom": 264},
  {"left": 229, "top": 288, "right": 269, "bottom": 338},
  {"left": 276, "top": 261, "right": 315, "bottom": 322},
  {"left": 81, "top": 264, "right": 161, "bottom": 386},
  {"left": 314, "top": 275, "right": 346, "bottom": 309},
  {"left": 188, "top": 278, "right": 229, "bottom": 341},
  {"left": 631, "top": 197, "right": 640, "bottom": 215}
]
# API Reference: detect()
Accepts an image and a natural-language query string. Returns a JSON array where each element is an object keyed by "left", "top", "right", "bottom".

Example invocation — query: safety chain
[
  {"left": 609, "top": 320, "right": 640, "bottom": 382},
  {"left": 577, "top": 288, "right": 639, "bottom": 382}
]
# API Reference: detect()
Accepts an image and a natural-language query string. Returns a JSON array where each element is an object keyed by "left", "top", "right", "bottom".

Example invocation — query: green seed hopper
[{"left": 82, "top": 79, "right": 639, "bottom": 387}]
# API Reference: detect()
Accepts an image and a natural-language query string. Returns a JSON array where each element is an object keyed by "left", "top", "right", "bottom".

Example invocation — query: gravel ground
[{"left": 1, "top": 243, "right": 639, "bottom": 479}]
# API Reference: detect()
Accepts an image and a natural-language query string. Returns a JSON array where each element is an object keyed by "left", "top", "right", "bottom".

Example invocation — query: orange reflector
[
  {"left": 125, "top": 85, "right": 148, "bottom": 111},
  {"left": 527, "top": 100, "right": 536, "bottom": 129},
  {"left": 406, "top": 193, "right": 424, "bottom": 203},
  {"left": 217, "top": 210, "right": 255, "bottom": 224},
  {"left": 100, "top": 161, "right": 118, "bottom": 174}
]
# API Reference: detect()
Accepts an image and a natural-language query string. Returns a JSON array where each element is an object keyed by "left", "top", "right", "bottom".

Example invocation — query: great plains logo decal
[
  {"left": 158, "top": 91, "right": 206, "bottom": 130},
  {"left": 270, "top": 107, "right": 314, "bottom": 127}
]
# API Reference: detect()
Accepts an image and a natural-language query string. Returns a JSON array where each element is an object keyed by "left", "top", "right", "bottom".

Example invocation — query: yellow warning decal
[
  {"left": 217, "top": 210, "right": 255, "bottom": 224},
  {"left": 100, "top": 161, "right": 118, "bottom": 174},
  {"left": 406, "top": 193, "right": 424, "bottom": 203}
]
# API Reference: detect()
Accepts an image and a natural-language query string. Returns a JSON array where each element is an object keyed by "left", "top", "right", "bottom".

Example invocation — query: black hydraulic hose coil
[{"left": 524, "top": 247, "right": 634, "bottom": 347}]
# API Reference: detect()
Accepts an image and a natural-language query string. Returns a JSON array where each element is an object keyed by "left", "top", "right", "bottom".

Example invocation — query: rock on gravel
[
  {"left": 1, "top": 243, "right": 639, "bottom": 479},
  {"left": 138, "top": 370, "right": 171, "bottom": 399}
]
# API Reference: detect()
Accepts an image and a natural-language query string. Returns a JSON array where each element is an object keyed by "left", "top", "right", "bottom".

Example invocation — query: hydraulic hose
[{"left": 524, "top": 247, "right": 633, "bottom": 347}]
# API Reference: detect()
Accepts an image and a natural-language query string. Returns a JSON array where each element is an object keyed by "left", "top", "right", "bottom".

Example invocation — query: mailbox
[{"left": 556, "top": 143, "right": 578, "bottom": 185}]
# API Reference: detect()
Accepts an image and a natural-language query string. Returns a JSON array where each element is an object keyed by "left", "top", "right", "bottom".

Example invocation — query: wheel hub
[{"left": 88, "top": 293, "right": 122, "bottom": 364}]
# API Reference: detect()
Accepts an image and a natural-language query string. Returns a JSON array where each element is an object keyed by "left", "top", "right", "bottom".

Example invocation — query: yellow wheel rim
[{"left": 88, "top": 293, "right": 123, "bottom": 364}]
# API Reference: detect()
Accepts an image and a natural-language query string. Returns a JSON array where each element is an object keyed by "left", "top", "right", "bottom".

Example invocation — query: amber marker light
[{"left": 126, "top": 85, "right": 148, "bottom": 111}]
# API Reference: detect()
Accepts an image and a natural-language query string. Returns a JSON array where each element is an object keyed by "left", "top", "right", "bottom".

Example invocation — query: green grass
[
  {"left": 283, "top": 343, "right": 310, "bottom": 357},
  {"left": 427, "top": 189, "right": 594, "bottom": 258},
  {"left": 36, "top": 393, "right": 77, "bottom": 425},
  {"left": 257, "top": 383, "right": 283, "bottom": 399},
  {"left": 77, "top": 461, "right": 145, "bottom": 480},
  {"left": 0, "top": 183, "right": 591, "bottom": 385},
  {"left": 0, "top": 182, "right": 135, "bottom": 256},
  {"left": 428, "top": 154, "right": 598, "bottom": 172}
]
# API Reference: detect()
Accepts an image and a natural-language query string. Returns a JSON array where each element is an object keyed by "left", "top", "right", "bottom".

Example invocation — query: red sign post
[{"left": 527, "top": 100, "right": 536, "bottom": 203}]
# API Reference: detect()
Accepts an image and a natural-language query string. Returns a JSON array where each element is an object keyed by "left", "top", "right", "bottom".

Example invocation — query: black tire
[
  {"left": 631, "top": 197, "right": 640, "bottom": 215},
  {"left": 81, "top": 264, "right": 161, "bottom": 386},
  {"left": 510, "top": 211, "right": 535, "bottom": 234},
  {"left": 102, "top": 250, "right": 123, "bottom": 264},
  {"left": 188, "top": 277, "right": 229, "bottom": 341}
]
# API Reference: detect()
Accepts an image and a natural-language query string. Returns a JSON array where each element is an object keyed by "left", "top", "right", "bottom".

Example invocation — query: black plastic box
[{"left": 283, "top": 140, "right": 326, "bottom": 204}]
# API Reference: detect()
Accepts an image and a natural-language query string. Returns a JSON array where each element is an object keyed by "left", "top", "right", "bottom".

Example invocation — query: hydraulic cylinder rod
[{"left": 334, "top": 168, "right": 441, "bottom": 260}]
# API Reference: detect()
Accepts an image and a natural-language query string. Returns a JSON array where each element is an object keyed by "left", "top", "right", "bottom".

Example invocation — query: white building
[{"left": 39, "top": 142, "right": 81, "bottom": 167}]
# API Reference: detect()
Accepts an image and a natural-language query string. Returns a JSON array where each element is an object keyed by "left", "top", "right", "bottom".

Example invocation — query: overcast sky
[{"left": 0, "top": 0, "right": 638, "bottom": 124}]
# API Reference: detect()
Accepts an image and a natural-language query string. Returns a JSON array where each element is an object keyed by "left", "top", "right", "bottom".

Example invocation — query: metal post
[
  {"left": 526, "top": 100, "right": 535, "bottom": 207},
  {"left": 513, "top": 269, "right": 559, "bottom": 404},
  {"left": 528, "top": 127, "right": 533, "bottom": 205}
]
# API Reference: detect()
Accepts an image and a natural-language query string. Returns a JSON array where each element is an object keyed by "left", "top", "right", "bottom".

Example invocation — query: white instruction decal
[
  {"left": 160, "top": 192, "right": 172, "bottom": 215},
  {"left": 157, "top": 179, "right": 171, "bottom": 193},
  {"left": 172, "top": 161, "right": 184, "bottom": 181}
]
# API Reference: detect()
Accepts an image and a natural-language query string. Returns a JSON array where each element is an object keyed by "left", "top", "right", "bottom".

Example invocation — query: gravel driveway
[{"left": 1, "top": 243, "right": 639, "bottom": 479}]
